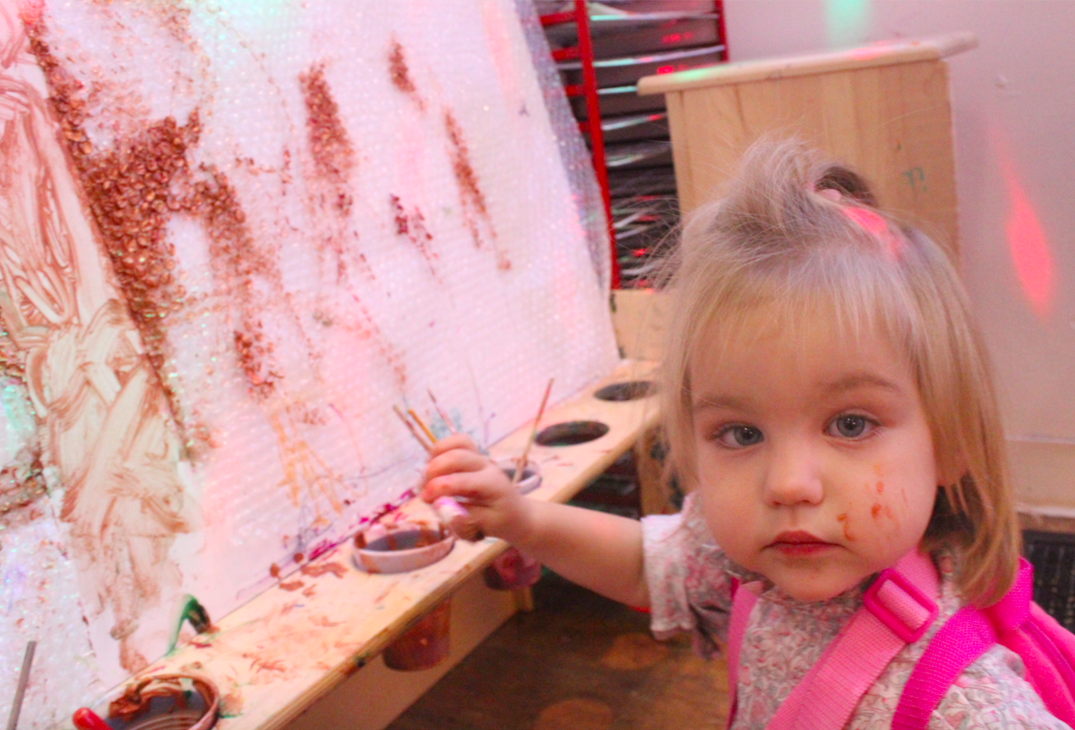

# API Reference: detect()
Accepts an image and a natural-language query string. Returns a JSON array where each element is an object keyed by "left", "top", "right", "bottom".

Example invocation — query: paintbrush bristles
[
  {"left": 512, "top": 377, "right": 554, "bottom": 486},
  {"left": 393, "top": 405, "right": 433, "bottom": 453}
]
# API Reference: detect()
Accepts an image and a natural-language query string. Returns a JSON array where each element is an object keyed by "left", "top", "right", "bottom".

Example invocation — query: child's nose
[{"left": 762, "top": 440, "right": 824, "bottom": 507}]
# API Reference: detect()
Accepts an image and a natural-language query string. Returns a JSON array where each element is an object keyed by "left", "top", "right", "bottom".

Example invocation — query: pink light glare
[{"left": 994, "top": 132, "right": 1055, "bottom": 318}]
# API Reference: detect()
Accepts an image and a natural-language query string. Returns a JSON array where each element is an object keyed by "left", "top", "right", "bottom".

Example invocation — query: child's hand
[{"left": 421, "top": 434, "right": 531, "bottom": 545}]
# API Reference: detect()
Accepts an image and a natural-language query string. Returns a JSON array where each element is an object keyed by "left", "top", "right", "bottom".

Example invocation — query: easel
[{"left": 120, "top": 359, "right": 660, "bottom": 730}]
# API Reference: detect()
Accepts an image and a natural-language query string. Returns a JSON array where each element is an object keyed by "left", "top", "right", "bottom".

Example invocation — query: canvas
[{"left": 0, "top": 1, "right": 618, "bottom": 725}]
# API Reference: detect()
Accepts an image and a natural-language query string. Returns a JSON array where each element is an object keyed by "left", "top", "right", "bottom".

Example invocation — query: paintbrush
[
  {"left": 427, "top": 389, "right": 458, "bottom": 435},
  {"left": 395, "top": 404, "right": 483, "bottom": 542},
  {"left": 512, "top": 378, "right": 553, "bottom": 487},
  {"left": 393, "top": 405, "right": 433, "bottom": 453},
  {"left": 6, "top": 640, "right": 35, "bottom": 730}
]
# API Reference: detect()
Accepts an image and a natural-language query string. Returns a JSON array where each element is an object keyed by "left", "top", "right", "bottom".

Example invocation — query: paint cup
[
  {"left": 382, "top": 598, "right": 452, "bottom": 671},
  {"left": 93, "top": 673, "right": 219, "bottom": 730},
  {"left": 482, "top": 547, "right": 542, "bottom": 590},
  {"left": 495, "top": 458, "right": 542, "bottom": 495},
  {"left": 352, "top": 520, "right": 455, "bottom": 573}
]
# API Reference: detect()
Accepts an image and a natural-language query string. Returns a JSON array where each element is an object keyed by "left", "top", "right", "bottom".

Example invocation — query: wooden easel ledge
[
  {"left": 637, "top": 32, "right": 978, "bottom": 96},
  {"left": 109, "top": 359, "right": 659, "bottom": 730}
]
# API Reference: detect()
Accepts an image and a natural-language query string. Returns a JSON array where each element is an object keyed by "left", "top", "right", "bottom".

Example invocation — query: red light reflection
[{"left": 996, "top": 134, "right": 1055, "bottom": 318}]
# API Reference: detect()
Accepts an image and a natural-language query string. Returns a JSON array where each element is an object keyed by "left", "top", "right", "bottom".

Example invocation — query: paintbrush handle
[{"left": 431, "top": 496, "right": 483, "bottom": 542}]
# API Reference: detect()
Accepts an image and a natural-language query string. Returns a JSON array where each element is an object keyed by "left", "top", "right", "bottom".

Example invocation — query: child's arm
[{"left": 421, "top": 434, "right": 649, "bottom": 608}]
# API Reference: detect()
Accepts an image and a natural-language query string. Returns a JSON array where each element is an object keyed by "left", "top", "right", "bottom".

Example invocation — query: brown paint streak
[
  {"left": 299, "top": 63, "right": 355, "bottom": 191},
  {"left": 388, "top": 38, "right": 423, "bottom": 109},
  {"left": 22, "top": 19, "right": 194, "bottom": 674},
  {"left": 444, "top": 110, "right": 509, "bottom": 269},
  {"left": 390, "top": 193, "right": 439, "bottom": 279},
  {"left": 299, "top": 63, "right": 357, "bottom": 285}
]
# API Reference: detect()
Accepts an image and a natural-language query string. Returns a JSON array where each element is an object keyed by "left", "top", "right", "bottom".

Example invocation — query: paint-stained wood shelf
[{"left": 74, "top": 360, "right": 660, "bottom": 730}]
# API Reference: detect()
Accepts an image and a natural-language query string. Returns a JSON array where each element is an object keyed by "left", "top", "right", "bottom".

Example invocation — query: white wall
[{"left": 724, "top": 1, "right": 1075, "bottom": 510}]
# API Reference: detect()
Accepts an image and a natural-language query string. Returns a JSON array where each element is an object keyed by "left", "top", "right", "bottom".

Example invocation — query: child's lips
[{"left": 767, "top": 530, "right": 836, "bottom": 556}]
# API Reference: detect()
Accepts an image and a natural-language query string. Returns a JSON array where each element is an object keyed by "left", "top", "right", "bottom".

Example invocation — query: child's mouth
[{"left": 768, "top": 531, "right": 835, "bottom": 556}]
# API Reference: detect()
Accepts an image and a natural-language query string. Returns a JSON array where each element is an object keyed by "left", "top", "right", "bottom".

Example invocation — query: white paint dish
[
  {"left": 496, "top": 458, "right": 542, "bottom": 495},
  {"left": 352, "top": 521, "right": 455, "bottom": 574}
]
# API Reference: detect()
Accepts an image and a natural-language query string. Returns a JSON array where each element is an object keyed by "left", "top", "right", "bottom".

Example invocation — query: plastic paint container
[
  {"left": 352, "top": 521, "right": 455, "bottom": 574},
  {"left": 382, "top": 598, "right": 452, "bottom": 671},
  {"left": 91, "top": 674, "right": 219, "bottom": 730}
]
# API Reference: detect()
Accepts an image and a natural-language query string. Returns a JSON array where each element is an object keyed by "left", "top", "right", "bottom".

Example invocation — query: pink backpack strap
[
  {"left": 725, "top": 551, "right": 940, "bottom": 730},
  {"left": 894, "top": 557, "right": 1075, "bottom": 729},
  {"left": 766, "top": 551, "right": 940, "bottom": 730},
  {"left": 891, "top": 606, "right": 996, "bottom": 729},
  {"left": 991, "top": 559, "right": 1075, "bottom": 727}
]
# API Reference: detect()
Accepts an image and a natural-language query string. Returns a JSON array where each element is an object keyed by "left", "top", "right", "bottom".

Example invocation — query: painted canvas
[{"left": 0, "top": 1, "right": 619, "bottom": 725}]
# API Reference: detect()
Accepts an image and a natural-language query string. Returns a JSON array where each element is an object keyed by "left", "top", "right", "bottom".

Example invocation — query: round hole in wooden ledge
[
  {"left": 594, "top": 380, "right": 657, "bottom": 402},
  {"left": 536, "top": 420, "right": 610, "bottom": 447}
]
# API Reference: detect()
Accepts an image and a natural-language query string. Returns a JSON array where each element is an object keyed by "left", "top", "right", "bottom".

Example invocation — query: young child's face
[{"left": 688, "top": 307, "right": 940, "bottom": 602}]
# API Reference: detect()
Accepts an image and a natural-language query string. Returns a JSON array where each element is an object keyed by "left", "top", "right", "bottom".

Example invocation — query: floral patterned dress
[{"left": 641, "top": 494, "right": 1071, "bottom": 729}]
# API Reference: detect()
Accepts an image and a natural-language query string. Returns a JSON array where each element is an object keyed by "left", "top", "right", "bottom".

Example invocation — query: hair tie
[{"left": 840, "top": 206, "right": 905, "bottom": 261}]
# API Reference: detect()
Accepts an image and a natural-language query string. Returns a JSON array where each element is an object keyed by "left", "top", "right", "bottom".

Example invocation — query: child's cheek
[{"left": 861, "top": 478, "right": 905, "bottom": 536}]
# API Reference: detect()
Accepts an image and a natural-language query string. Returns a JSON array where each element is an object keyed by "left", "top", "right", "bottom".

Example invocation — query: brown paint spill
[
  {"left": 279, "top": 580, "right": 305, "bottom": 592},
  {"left": 300, "top": 561, "right": 347, "bottom": 579},
  {"left": 444, "top": 110, "right": 509, "bottom": 270}
]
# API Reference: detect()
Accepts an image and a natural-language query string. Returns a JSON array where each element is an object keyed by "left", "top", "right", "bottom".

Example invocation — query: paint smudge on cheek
[
  {"left": 871, "top": 503, "right": 882, "bottom": 519},
  {"left": 837, "top": 512, "right": 854, "bottom": 540}
]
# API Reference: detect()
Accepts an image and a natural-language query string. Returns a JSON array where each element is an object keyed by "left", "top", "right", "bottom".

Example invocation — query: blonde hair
[{"left": 658, "top": 138, "right": 1020, "bottom": 606}]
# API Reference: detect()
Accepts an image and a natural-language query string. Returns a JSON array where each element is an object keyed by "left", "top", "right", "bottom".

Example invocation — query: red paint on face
[
  {"left": 871, "top": 503, "right": 882, "bottom": 519},
  {"left": 837, "top": 513, "right": 853, "bottom": 540}
]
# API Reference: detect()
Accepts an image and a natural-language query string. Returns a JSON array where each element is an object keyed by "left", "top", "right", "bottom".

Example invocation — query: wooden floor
[{"left": 385, "top": 570, "right": 730, "bottom": 730}]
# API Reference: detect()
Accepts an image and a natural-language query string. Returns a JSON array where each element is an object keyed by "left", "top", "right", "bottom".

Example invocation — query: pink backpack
[{"left": 727, "top": 550, "right": 1075, "bottom": 729}]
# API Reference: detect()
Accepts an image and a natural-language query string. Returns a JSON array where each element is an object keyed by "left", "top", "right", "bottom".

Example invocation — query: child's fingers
[
  {"left": 427, "top": 432, "right": 479, "bottom": 457},
  {"left": 425, "top": 446, "right": 491, "bottom": 481},
  {"left": 422, "top": 468, "right": 500, "bottom": 504}
]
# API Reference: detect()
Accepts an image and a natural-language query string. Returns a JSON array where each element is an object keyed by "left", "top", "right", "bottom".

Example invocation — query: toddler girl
[{"left": 422, "top": 139, "right": 1066, "bottom": 728}]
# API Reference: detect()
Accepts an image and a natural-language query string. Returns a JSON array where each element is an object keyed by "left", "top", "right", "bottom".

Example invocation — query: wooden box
[{"left": 638, "top": 33, "right": 977, "bottom": 259}]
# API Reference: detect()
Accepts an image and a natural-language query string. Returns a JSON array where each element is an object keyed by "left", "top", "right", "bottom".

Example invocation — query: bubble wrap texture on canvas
[{"left": 0, "top": 1, "right": 619, "bottom": 724}]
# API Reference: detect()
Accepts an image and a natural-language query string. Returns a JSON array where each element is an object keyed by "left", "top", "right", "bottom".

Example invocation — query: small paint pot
[
  {"left": 483, "top": 547, "right": 542, "bottom": 591},
  {"left": 94, "top": 674, "right": 219, "bottom": 730},
  {"left": 495, "top": 458, "right": 542, "bottom": 495},
  {"left": 383, "top": 598, "right": 452, "bottom": 671},
  {"left": 352, "top": 521, "right": 455, "bottom": 574}
]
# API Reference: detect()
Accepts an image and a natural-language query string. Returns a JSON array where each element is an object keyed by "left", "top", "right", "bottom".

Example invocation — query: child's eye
[
  {"left": 827, "top": 414, "right": 875, "bottom": 439},
  {"left": 714, "top": 425, "right": 764, "bottom": 448}
]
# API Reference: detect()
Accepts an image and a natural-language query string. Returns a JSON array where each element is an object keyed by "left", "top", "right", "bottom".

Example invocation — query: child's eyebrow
[
  {"left": 691, "top": 394, "right": 751, "bottom": 413},
  {"left": 822, "top": 373, "right": 905, "bottom": 396}
]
